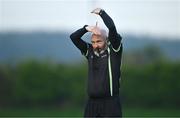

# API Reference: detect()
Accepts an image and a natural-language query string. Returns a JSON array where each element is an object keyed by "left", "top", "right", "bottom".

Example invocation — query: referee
[{"left": 70, "top": 8, "right": 123, "bottom": 117}]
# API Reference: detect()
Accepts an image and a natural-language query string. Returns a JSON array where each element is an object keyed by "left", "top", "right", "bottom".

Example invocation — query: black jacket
[{"left": 70, "top": 10, "right": 123, "bottom": 98}]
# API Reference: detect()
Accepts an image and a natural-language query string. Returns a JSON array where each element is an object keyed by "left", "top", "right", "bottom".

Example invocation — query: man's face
[{"left": 91, "top": 34, "right": 106, "bottom": 53}]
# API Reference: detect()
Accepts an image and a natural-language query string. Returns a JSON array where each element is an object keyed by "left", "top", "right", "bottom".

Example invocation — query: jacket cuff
[
  {"left": 83, "top": 25, "right": 88, "bottom": 32},
  {"left": 99, "top": 9, "right": 105, "bottom": 16}
]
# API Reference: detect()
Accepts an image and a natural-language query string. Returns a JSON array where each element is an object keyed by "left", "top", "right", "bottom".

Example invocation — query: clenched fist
[{"left": 91, "top": 8, "right": 104, "bottom": 15}]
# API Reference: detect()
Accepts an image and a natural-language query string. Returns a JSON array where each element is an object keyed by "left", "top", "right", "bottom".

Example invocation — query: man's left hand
[{"left": 91, "top": 8, "right": 102, "bottom": 15}]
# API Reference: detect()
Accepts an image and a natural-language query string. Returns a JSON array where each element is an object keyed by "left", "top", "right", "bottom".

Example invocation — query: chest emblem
[{"left": 101, "top": 54, "right": 107, "bottom": 58}]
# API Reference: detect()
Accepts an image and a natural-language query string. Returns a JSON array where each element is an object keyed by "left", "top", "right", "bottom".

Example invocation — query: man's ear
[{"left": 106, "top": 38, "right": 111, "bottom": 46}]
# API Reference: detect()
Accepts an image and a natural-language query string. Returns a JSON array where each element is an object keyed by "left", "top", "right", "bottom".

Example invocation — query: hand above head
[
  {"left": 85, "top": 25, "right": 101, "bottom": 35},
  {"left": 85, "top": 25, "right": 94, "bottom": 32},
  {"left": 91, "top": 8, "right": 104, "bottom": 15}
]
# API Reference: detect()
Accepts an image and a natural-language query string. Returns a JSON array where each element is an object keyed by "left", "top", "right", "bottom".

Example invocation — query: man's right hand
[
  {"left": 85, "top": 25, "right": 101, "bottom": 35},
  {"left": 85, "top": 26, "right": 94, "bottom": 32}
]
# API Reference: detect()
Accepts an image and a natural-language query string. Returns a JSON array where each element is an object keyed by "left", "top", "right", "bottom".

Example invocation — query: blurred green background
[{"left": 0, "top": 38, "right": 180, "bottom": 117}]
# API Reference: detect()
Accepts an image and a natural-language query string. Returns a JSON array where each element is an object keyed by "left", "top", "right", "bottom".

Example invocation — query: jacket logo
[{"left": 101, "top": 54, "right": 107, "bottom": 58}]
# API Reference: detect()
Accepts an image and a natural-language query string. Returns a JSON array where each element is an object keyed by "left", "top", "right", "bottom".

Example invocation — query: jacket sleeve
[
  {"left": 100, "top": 10, "right": 122, "bottom": 51},
  {"left": 70, "top": 25, "right": 89, "bottom": 56}
]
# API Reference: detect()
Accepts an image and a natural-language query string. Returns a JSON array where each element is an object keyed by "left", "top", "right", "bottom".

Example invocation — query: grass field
[{"left": 0, "top": 107, "right": 180, "bottom": 117}]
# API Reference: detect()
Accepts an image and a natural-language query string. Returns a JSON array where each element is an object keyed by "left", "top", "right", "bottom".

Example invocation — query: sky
[{"left": 0, "top": 0, "right": 180, "bottom": 38}]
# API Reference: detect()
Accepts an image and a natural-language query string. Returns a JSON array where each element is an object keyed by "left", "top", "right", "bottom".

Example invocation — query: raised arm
[
  {"left": 91, "top": 8, "right": 122, "bottom": 50},
  {"left": 70, "top": 25, "right": 89, "bottom": 55}
]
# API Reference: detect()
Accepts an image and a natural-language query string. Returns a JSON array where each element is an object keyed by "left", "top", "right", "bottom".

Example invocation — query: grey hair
[
  {"left": 92, "top": 28, "right": 108, "bottom": 40},
  {"left": 100, "top": 29, "right": 108, "bottom": 40}
]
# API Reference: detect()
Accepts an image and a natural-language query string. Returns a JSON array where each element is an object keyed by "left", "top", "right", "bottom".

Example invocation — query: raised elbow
[{"left": 70, "top": 33, "right": 75, "bottom": 40}]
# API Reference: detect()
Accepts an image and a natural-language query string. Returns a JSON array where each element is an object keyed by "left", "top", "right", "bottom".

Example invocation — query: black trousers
[{"left": 84, "top": 95, "right": 122, "bottom": 118}]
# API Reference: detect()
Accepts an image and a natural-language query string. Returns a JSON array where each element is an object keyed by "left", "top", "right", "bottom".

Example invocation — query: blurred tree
[
  {"left": 13, "top": 60, "right": 61, "bottom": 106},
  {"left": 0, "top": 55, "right": 180, "bottom": 109},
  {"left": 121, "top": 61, "right": 180, "bottom": 108},
  {"left": 123, "top": 45, "right": 164, "bottom": 65},
  {"left": 0, "top": 66, "right": 13, "bottom": 107}
]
